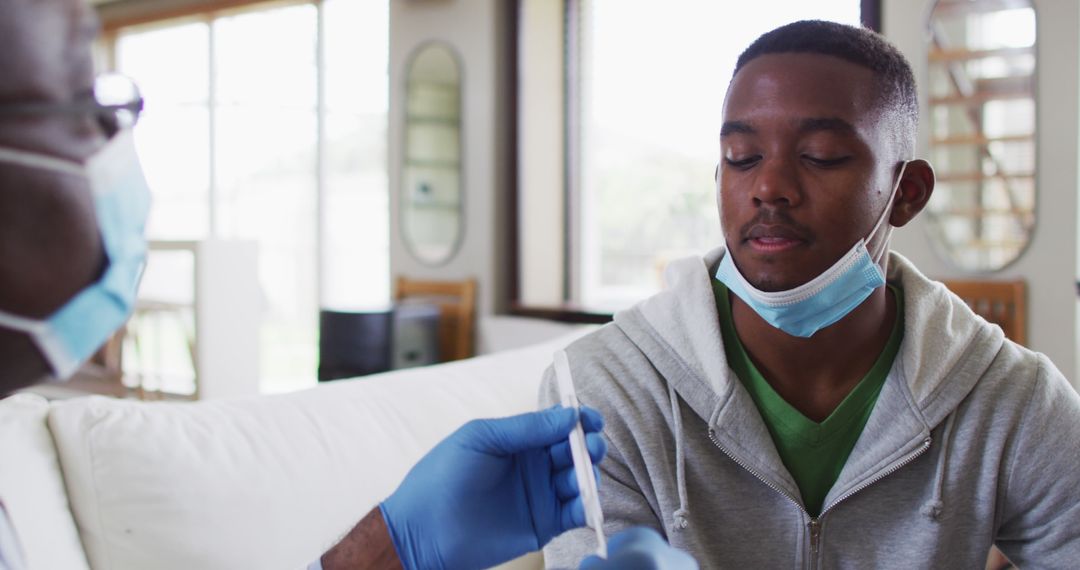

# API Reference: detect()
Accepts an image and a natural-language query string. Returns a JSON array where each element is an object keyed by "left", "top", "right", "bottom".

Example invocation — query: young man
[
  {"left": 542, "top": 20, "right": 1080, "bottom": 568},
  {"left": 0, "top": 1, "right": 698, "bottom": 569}
]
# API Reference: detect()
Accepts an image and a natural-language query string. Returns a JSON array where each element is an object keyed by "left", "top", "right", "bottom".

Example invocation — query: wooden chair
[
  {"left": 395, "top": 277, "right": 477, "bottom": 362},
  {"left": 941, "top": 279, "right": 1027, "bottom": 346}
]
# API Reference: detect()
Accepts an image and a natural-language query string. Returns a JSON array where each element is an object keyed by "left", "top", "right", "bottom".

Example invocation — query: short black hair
[{"left": 734, "top": 20, "right": 918, "bottom": 157}]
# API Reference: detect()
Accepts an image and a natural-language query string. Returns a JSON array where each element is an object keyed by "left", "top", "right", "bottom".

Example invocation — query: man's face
[
  {"left": 0, "top": 0, "right": 106, "bottom": 319},
  {"left": 718, "top": 53, "right": 900, "bottom": 292}
]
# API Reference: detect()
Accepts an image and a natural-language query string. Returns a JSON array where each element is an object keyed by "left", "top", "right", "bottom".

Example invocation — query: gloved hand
[
  {"left": 380, "top": 406, "right": 606, "bottom": 570},
  {"left": 580, "top": 527, "right": 699, "bottom": 570}
]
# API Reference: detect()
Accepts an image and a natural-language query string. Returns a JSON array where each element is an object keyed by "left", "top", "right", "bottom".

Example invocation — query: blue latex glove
[
  {"left": 380, "top": 406, "right": 606, "bottom": 570},
  {"left": 580, "top": 527, "right": 699, "bottom": 570}
]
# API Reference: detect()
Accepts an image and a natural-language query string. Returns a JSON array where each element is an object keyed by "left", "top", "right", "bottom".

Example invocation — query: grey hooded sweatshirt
[{"left": 540, "top": 247, "right": 1080, "bottom": 569}]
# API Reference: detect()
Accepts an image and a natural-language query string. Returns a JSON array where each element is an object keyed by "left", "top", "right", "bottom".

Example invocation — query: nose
[{"left": 752, "top": 156, "right": 801, "bottom": 208}]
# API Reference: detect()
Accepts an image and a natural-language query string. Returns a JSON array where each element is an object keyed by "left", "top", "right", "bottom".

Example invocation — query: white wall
[
  {"left": 518, "top": 0, "right": 566, "bottom": 307},
  {"left": 884, "top": 0, "right": 1080, "bottom": 384},
  {"left": 389, "top": 0, "right": 512, "bottom": 316}
]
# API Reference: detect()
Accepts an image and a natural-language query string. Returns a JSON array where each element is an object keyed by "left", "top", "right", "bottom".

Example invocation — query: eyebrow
[
  {"left": 719, "top": 121, "right": 754, "bottom": 137},
  {"left": 798, "top": 117, "right": 856, "bottom": 135},
  {"left": 720, "top": 117, "right": 857, "bottom": 138}
]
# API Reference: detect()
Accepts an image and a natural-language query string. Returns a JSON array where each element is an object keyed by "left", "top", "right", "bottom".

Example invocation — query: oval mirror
[
  {"left": 924, "top": 0, "right": 1037, "bottom": 271},
  {"left": 401, "top": 42, "right": 463, "bottom": 266}
]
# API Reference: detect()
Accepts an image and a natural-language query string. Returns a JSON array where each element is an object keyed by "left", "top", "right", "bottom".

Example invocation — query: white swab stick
[{"left": 553, "top": 349, "right": 607, "bottom": 558}]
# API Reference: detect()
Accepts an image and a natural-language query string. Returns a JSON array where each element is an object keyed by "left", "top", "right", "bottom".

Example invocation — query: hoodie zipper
[
  {"left": 707, "top": 428, "right": 816, "bottom": 568},
  {"left": 708, "top": 428, "right": 933, "bottom": 569},
  {"left": 817, "top": 435, "right": 933, "bottom": 517}
]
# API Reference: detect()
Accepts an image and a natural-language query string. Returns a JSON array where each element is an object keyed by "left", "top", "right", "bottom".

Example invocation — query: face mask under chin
[{"left": 715, "top": 163, "right": 907, "bottom": 338}]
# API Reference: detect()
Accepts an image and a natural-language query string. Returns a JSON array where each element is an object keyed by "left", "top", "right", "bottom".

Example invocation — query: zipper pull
[{"left": 808, "top": 518, "right": 821, "bottom": 556}]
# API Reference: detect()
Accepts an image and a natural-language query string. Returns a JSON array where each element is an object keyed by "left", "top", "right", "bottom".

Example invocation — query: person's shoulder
[
  {"left": 961, "top": 340, "right": 1076, "bottom": 430},
  {"left": 545, "top": 322, "right": 674, "bottom": 424},
  {"left": 559, "top": 321, "right": 639, "bottom": 366},
  {"left": 563, "top": 320, "right": 644, "bottom": 356},
  {"left": 537, "top": 323, "right": 638, "bottom": 399},
  {"left": 562, "top": 323, "right": 661, "bottom": 391},
  {"left": 945, "top": 335, "right": 1029, "bottom": 398},
  {"left": 977, "top": 339, "right": 1051, "bottom": 394},
  {"left": 1025, "top": 350, "right": 1079, "bottom": 413}
]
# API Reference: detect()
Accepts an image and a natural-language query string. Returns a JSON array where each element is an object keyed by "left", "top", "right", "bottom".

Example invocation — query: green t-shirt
[{"left": 713, "top": 280, "right": 904, "bottom": 517}]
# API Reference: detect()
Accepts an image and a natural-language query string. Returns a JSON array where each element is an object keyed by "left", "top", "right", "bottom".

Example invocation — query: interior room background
[{"left": 90, "top": 0, "right": 1080, "bottom": 394}]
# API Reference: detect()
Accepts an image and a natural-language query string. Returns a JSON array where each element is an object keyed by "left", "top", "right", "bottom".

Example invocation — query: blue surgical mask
[
  {"left": 0, "top": 129, "right": 151, "bottom": 379},
  {"left": 715, "top": 163, "right": 906, "bottom": 338}
]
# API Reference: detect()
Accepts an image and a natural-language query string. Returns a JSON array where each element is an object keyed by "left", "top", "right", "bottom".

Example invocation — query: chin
[
  {"left": 732, "top": 255, "right": 800, "bottom": 293},
  {"left": 745, "top": 268, "right": 815, "bottom": 292},
  {"left": 747, "top": 275, "right": 791, "bottom": 293}
]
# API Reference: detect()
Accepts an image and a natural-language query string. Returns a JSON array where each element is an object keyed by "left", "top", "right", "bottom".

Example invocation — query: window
[
  {"left": 106, "top": 0, "right": 389, "bottom": 393},
  {"left": 572, "top": 0, "right": 863, "bottom": 309},
  {"left": 925, "top": 0, "right": 1037, "bottom": 271}
]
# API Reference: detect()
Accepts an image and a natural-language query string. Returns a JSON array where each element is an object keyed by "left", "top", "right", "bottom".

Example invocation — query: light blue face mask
[
  {"left": 715, "top": 163, "right": 906, "bottom": 338},
  {"left": 0, "top": 130, "right": 151, "bottom": 379}
]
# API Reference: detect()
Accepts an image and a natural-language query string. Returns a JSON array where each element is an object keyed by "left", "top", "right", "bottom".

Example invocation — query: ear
[{"left": 889, "top": 159, "right": 934, "bottom": 227}]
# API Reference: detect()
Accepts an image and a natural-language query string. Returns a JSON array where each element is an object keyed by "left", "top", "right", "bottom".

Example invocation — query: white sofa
[{"left": 0, "top": 327, "right": 593, "bottom": 570}]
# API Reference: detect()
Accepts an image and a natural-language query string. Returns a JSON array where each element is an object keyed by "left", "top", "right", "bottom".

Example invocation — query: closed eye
[
  {"left": 804, "top": 155, "right": 851, "bottom": 167},
  {"left": 724, "top": 155, "right": 760, "bottom": 169}
]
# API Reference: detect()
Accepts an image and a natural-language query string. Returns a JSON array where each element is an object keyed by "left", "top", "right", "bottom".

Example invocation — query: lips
[
  {"left": 744, "top": 224, "right": 808, "bottom": 253},
  {"left": 746, "top": 224, "right": 807, "bottom": 241}
]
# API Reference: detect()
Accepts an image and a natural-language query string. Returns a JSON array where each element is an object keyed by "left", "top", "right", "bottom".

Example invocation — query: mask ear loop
[
  {"left": 0, "top": 310, "right": 49, "bottom": 336},
  {"left": 0, "top": 146, "right": 85, "bottom": 177},
  {"left": 867, "top": 161, "right": 908, "bottom": 264}
]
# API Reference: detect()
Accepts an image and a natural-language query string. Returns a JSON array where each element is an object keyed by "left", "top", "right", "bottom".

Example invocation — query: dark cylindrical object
[{"left": 318, "top": 309, "right": 392, "bottom": 381}]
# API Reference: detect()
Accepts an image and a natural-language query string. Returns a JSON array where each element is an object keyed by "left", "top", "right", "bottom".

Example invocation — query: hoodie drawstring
[
  {"left": 668, "top": 382, "right": 690, "bottom": 530},
  {"left": 920, "top": 412, "right": 957, "bottom": 522}
]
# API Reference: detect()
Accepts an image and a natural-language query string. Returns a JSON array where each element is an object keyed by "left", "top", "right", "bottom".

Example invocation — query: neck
[{"left": 730, "top": 281, "right": 897, "bottom": 422}]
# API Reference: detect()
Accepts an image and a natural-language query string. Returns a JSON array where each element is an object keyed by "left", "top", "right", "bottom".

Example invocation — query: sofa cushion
[
  {"left": 0, "top": 393, "right": 90, "bottom": 570},
  {"left": 48, "top": 330, "right": 590, "bottom": 570}
]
